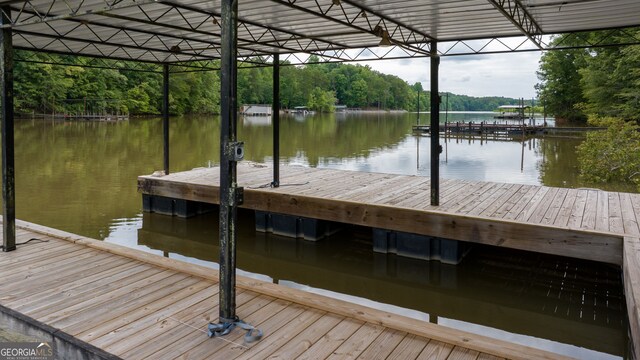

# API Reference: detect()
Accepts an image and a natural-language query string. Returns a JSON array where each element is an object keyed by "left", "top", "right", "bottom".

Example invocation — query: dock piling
[
  {"left": 217, "top": 0, "right": 240, "bottom": 327},
  {"left": 430, "top": 41, "right": 440, "bottom": 206},
  {"left": 1, "top": 6, "right": 15, "bottom": 252},
  {"left": 272, "top": 53, "right": 280, "bottom": 188}
]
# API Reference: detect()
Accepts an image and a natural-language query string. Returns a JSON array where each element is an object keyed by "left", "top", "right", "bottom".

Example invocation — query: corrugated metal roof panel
[{"left": 0, "top": 0, "right": 638, "bottom": 63}]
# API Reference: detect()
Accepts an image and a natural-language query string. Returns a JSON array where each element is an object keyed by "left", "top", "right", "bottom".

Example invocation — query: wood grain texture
[
  {"left": 138, "top": 164, "right": 632, "bottom": 265},
  {"left": 623, "top": 236, "right": 640, "bottom": 360},
  {"left": 0, "top": 220, "right": 578, "bottom": 360}
]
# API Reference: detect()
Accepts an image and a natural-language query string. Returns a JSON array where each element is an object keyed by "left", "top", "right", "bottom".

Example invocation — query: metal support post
[
  {"left": 163, "top": 63, "right": 170, "bottom": 175},
  {"left": 417, "top": 90, "right": 420, "bottom": 125},
  {"left": 1, "top": 7, "right": 15, "bottom": 252},
  {"left": 218, "top": 0, "right": 239, "bottom": 325},
  {"left": 430, "top": 41, "right": 441, "bottom": 206},
  {"left": 272, "top": 53, "right": 280, "bottom": 187},
  {"left": 209, "top": 1, "right": 260, "bottom": 342}
]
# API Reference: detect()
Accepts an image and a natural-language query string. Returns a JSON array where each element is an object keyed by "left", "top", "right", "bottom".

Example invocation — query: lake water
[{"left": 6, "top": 112, "right": 631, "bottom": 359}]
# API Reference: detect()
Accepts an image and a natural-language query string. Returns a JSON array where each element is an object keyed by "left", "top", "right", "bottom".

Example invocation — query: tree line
[
  {"left": 14, "top": 52, "right": 524, "bottom": 116},
  {"left": 536, "top": 30, "right": 640, "bottom": 125},
  {"left": 536, "top": 29, "right": 640, "bottom": 190}
]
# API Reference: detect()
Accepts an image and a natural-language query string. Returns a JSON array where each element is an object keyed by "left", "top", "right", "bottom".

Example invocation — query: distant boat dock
[{"left": 413, "top": 123, "right": 606, "bottom": 137}]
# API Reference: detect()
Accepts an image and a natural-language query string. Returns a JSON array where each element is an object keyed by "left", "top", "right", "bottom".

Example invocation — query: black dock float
[
  {"left": 142, "top": 194, "right": 216, "bottom": 218},
  {"left": 373, "top": 228, "right": 471, "bottom": 264},
  {"left": 255, "top": 211, "right": 342, "bottom": 241}
]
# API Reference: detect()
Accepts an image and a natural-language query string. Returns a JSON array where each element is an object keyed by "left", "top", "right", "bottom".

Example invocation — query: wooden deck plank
[
  {"left": 623, "top": 236, "right": 640, "bottom": 360},
  {"left": 467, "top": 183, "right": 517, "bottom": 217},
  {"left": 26, "top": 267, "right": 171, "bottom": 321},
  {"left": 325, "top": 323, "right": 385, "bottom": 360},
  {"left": 457, "top": 183, "right": 510, "bottom": 215},
  {"left": 0, "top": 241, "right": 88, "bottom": 267},
  {"left": 448, "top": 346, "right": 480, "bottom": 360},
  {"left": 231, "top": 308, "right": 325, "bottom": 360},
  {"left": 553, "top": 189, "right": 578, "bottom": 227},
  {"left": 126, "top": 290, "right": 260, "bottom": 360},
  {"left": 296, "top": 318, "right": 364, "bottom": 360},
  {"left": 0, "top": 222, "right": 590, "bottom": 360},
  {"left": 138, "top": 165, "right": 633, "bottom": 265},
  {"left": 440, "top": 181, "right": 499, "bottom": 213},
  {"left": 620, "top": 193, "right": 640, "bottom": 235},
  {"left": 260, "top": 313, "right": 344, "bottom": 359},
  {"left": 5, "top": 259, "right": 141, "bottom": 312},
  {"left": 596, "top": 190, "right": 611, "bottom": 232},
  {"left": 0, "top": 249, "right": 114, "bottom": 292},
  {"left": 62, "top": 274, "right": 204, "bottom": 338},
  {"left": 566, "top": 190, "right": 588, "bottom": 229},
  {"left": 171, "top": 296, "right": 292, "bottom": 360},
  {"left": 477, "top": 353, "right": 507, "bottom": 360},
  {"left": 540, "top": 188, "right": 569, "bottom": 226},
  {"left": 632, "top": 194, "right": 640, "bottom": 227},
  {"left": 87, "top": 280, "right": 214, "bottom": 350},
  {"left": 2, "top": 259, "right": 137, "bottom": 307},
  {"left": 386, "top": 334, "right": 430, "bottom": 360},
  {"left": 516, "top": 186, "right": 554, "bottom": 222},
  {"left": 608, "top": 192, "right": 624, "bottom": 234},
  {"left": 478, "top": 184, "right": 522, "bottom": 218},
  {"left": 502, "top": 186, "right": 544, "bottom": 221},
  {"left": 355, "top": 328, "right": 405, "bottom": 359},
  {"left": 580, "top": 190, "right": 599, "bottom": 230},
  {"left": 0, "top": 250, "right": 128, "bottom": 301},
  {"left": 416, "top": 340, "right": 454, "bottom": 360}
]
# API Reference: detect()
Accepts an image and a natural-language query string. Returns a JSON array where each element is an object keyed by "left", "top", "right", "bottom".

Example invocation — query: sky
[
  {"left": 362, "top": 51, "right": 542, "bottom": 100},
  {"left": 353, "top": 36, "right": 547, "bottom": 100}
]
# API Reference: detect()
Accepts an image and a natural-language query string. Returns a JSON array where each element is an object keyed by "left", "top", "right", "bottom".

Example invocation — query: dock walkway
[
  {"left": 139, "top": 163, "right": 640, "bottom": 265},
  {"left": 0, "top": 221, "right": 573, "bottom": 360}
]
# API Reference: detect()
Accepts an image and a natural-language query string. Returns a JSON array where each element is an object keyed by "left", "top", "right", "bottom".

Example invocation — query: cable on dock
[
  {"left": 0, "top": 237, "right": 49, "bottom": 250},
  {"left": 208, "top": 316, "right": 263, "bottom": 343}
]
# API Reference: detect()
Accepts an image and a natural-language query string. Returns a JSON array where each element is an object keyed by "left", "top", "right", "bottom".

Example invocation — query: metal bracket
[
  {"left": 224, "top": 141, "right": 244, "bottom": 162},
  {"left": 235, "top": 187, "right": 244, "bottom": 206}
]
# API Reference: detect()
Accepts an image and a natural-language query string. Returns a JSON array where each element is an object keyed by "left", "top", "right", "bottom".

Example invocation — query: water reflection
[{"left": 4, "top": 113, "right": 633, "bottom": 359}]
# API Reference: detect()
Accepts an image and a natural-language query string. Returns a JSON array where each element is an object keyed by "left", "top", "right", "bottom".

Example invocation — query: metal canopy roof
[{"left": 1, "top": 0, "right": 639, "bottom": 67}]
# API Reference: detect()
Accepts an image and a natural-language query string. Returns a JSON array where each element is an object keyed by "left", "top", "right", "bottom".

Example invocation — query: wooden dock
[
  {"left": 412, "top": 124, "right": 606, "bottom": 137},
  {"left": 138, "top": 163, "right": 640, "bottom": 265},
  {"left": 413, "top": 123, "right": 541, "bottom": 136},
  {"left": 137, "top": 163, "right": 640, "bottom": 358},
  {"left": 0, "top": 220, "right": 579, "bottom": 360}
]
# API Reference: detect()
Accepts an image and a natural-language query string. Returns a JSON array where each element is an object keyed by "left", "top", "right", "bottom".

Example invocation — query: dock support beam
[
  {"left": 430, "top": 41, "right": 441, "bottom": 206},
  {"left": 218, "top": 0, "right": 239, "bottom": 325},
  {"left": 1, "top": 7, "right": 15, "bottom": 252},
  {"left": 272, "top": 53, "right": 280, "bottom": 187},
  {"left": 163, "top": 63, "right": 170, "bottom": 175}
]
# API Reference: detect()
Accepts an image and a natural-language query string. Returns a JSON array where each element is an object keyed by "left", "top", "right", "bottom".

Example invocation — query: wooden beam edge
[
  {"left": 623, "top": 236, "right": 640, "bottom": 360},
  {"left": 13, "top": 219, "right": 574, "bottom": 360},
  {"left": 137, "top": 178, "right": 624, "bottom": 265}
]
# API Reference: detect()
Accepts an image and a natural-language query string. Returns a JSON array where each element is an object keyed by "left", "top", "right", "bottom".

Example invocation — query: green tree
[
  {"left": 307, "top": 87, "right": 336, "bottom": 112},
  {"left": 536, "top": 36, "right": 589, "bottom": 124},
  {"left": 577, "top": 119, "right": 640, "bottom": 189}
]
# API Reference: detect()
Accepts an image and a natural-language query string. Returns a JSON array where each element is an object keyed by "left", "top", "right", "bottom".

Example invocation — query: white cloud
[{"left": 360, "top": 51, "right": 542, "bottom": 99}]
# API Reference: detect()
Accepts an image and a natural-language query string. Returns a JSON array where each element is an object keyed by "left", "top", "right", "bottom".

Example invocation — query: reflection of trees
[
  {"left": 240, "top": 112, "right": 415, "bottom": 166},
  {"left": 536, "top": 136, "right": 638, "bottom": 192},
  {"left": 6, "top": 113, "right": 415, "bottom": 239},
  {"left": 536, "top": 138, "right": 583, "bottom": 188}
]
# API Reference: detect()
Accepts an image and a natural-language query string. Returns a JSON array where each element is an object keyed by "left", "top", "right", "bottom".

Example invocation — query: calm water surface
[{"left": 8, "top": 112, "right": 632, "bottom": 359}]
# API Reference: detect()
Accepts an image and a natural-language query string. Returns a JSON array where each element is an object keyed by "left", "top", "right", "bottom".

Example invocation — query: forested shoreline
[
  {"left": 15, "top": 52, "right": 525, "bottom": 116},
  {"left": 535, "top": 29, "right": 640, "bottom": 190}
]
